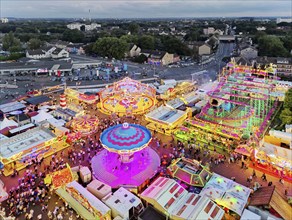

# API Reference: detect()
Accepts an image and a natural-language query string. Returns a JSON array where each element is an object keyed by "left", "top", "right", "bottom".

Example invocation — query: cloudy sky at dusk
[{"left": 1, "top": 0, "right": 291, "bottom": 18}]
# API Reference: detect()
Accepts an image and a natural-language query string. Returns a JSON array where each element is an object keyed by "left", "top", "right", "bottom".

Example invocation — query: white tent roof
[
  {"left": 205, "top": 173, "right": 233, "bottom": 191},
  {"left": 200, "top": 173, "right": 250, "bottom": 216},
  {"left": 217, "top": 192, "right": 246, "bottom": 216},
  {"left": 199, "top": 185, "right": 226, "bottom": 201},
  {"left": 240, "top": 209, "right": 261, "bottom": 220},
  {"left": 31, "top": 110, "right": 53, "bottom": 123},
  {"left": 47, "top": 117, "right": 66, "bottom": 128},
  {"left": 0, "top": 117, "right": 18, "bottom": 130},
  {"left": 227, "top": 182, "right": 251, "bottom": 202}
]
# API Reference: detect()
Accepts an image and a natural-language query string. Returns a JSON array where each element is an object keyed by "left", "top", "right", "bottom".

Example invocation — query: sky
[{"left": 1, "top": 0, "right": 292, "bottom": 18}]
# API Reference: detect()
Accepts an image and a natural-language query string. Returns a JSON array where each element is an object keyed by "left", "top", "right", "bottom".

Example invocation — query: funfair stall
[
  {"left": 86, "top": 179, "right": 112, "bottom": 200},
  {"left": 0, "top": 180, "right": 8, "bottom": 202},
  {"left": 145, "top": 105, "right": 188, "bottom": 135},
  {"left": 167, "top": 158, "right": 212, "bottom": 187},
  {"left": 102, "top": 187, "right": 144, "bottom": 220},
  {"left": 254, "top": 142, "right": 292, "bottom": 181},
  {"left": 0, "top": 127, "right": 69, "bottom": 176},
  {"left": 200, "top": 173, "right": 251, "bottom": 217},
  {"left": 140, "top": 177, "right": 224, "bottom": 220},
  {"left": 56, "top": 181, "right": 111, "bottom": 220}
]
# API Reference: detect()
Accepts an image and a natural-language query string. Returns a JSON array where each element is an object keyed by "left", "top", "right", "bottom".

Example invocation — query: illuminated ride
[
  {"left": 98, "top": 77, "right": 156, "bottom": 116},
  {"left": 70, "top": 115, "right": 99, "bottom": 136},
  {"left": 91, "top": 123, "right": 160, "bottom": 188},
  {"left": 175, "top": 62, "right": 279, "bottom": 151}
]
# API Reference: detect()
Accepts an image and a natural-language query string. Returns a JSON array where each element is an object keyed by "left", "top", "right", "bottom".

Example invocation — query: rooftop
[
  {"left": 103, "top": 187, "right": 142, "bottom": 213},
  {"left": 146, "top": 106, "right": 186, "bottom": 124},
  {"left": 0, "top": 127, "right": 56, "bottom": 159},
  {"left": 138, "top": 206, "right": 166, "bottom": 220},
  {"left": 249, "top": 186, "right": 275, "bottom": 206},
  {"left": 0, "top": 101, "right": 26, "bottom": 114}
]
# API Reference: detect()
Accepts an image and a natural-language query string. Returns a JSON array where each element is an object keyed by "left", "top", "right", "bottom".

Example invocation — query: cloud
[{"left": 1, "top": 0, "right": 291, "bottom": 18}]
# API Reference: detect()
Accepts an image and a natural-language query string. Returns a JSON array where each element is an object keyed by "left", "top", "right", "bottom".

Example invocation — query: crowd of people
[{"left": 0, "top": 109, "right": 290, "bottom": 219}]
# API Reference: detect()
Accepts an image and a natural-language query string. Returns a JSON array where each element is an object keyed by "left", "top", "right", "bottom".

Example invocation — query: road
[{"left": 0, "top": 42, "right": 234, "bottom": 104}]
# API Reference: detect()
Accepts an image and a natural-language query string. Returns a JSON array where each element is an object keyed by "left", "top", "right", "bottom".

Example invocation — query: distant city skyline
[{"left": 1, "top": 0, "right": 292, "bottom": 19}]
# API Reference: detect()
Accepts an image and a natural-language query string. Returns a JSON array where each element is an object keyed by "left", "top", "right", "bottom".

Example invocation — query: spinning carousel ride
[
  {"left": 91, "top": 123, "right": 160, "bottom": 188},
  {"left": 70, "top": 115, "right": 99, "bottom": 136},
  {"left": 99, "top": 77, "right": 156, "bottom": 116}
]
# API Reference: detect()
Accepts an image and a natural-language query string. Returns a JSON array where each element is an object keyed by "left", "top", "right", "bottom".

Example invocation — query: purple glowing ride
[{"left": 91, "top": 123, "right": 160, "bottom": 188}]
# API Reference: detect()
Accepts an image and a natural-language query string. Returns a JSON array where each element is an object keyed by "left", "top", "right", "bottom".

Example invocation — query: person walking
[
  {"left": 252, "top": 169, "right": 257, "bottom": 178},
  {"left": 261, "top": 173, "right": 267, "bottom": 181}
]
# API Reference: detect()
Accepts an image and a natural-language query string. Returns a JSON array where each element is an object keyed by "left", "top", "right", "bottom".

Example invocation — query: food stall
[
  {"left": 56, "top": 181, "right": 111, "bottom": 220},
  {"left": 145, "top": 105, "right": 188, "bottom": 135},
  {"left": 254, "top": 142, "right": 292, "bottom": 180},
  {"left": 45, "top": 164, "right": 74, "bottom": 188},
  {"left": 0, "top": 180, "right": 8, "bottom": 202}
]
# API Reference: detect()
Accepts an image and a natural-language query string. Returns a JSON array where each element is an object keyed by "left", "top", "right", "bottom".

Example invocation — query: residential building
[
  {"left": 67, "top": 22, "right": 101, "bottom": 31},
  {"left": 276, "top": 57, "right": 292, "bottom": 76},
  {"left": 214, "top": 29, "right": 224, "bottom": 35},
  {"left": 26, "top": 46, "right": 69, "bottom": 60},
  {"left": 276, "top": 18, "right": 292, "bottom": 24},
  {"left": 51, "top": 48, "right": 69, "bottom": 59},
  {"left": 254, "top": 57, "right": 292, "bottom": 76},
  {"left": 198, "top": 44, "right": 212, "bottom": 56},
  {"left": 256, "top": 26, "right": 266, "bottom": 31},
  {"left": 206, "top": 36, "right": 219, "bottom": 49},
  {"left": 48, "top": 40, "right": 70, "bottom": 49},
  {"left": 26, "top": 49, "right": 47, "bottom": 60},
  {"left": 233, "top": 56, "right": 252, "bottom": 66},
  {"left": 147, "top": 51, "right": 174, "bottom": 66},
  {"left": 125, "top": 44, "right": 141, "bottom": 58},
  {"left": 0, "top": 18, "right": 8, "bottom": 23},
  {"left": 203, "top": 27, "right": 215, "bottom": 35},
  {"left": 66, "top": 44, "right": 85, "bottom": 55},
  {"left": 240, "top": 45, "right": 258, "bottom": 60},
  {"left": 218, "top": 35, "right": 236, "bottom": 42}
]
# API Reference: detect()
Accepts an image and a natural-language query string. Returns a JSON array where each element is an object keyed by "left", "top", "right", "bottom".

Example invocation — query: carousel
[
  {"left": 70, "top": 115, "right": 99, "bottom": 136},
  {"left": 91, "top": 123, "right": 160, "bottom": 188},
  {"left": 98, "top": 77, "right": 156, "bottom": 116}
]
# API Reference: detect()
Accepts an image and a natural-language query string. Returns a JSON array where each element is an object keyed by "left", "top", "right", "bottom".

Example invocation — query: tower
[{"left": 60, "top": 94, "right": 67, "bottom": 109}]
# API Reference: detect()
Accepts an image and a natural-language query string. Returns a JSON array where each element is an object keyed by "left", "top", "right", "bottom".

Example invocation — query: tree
[
  {"left": 279, "top": 88, "right": 292, "bottom": 125},
  {"left": 62, "top": 29, "right": 84, "bottom": 43},
  {"left": 93, "top": 37, "right": 128, "bottom": 59},
  {"left": 283, "top": 88, "right": 292, "bottom": 110},
  {"left": 184, "top": 31, "right": 199, "bottom": 42},
  {"left": 280, "top": 108, "right": 292, "bottom": 125},
  {"left": 258, "top": 35, "right": 289, "bottom": 57},
  {"left": 138, "top": 35, "right": 155, "bottom": 50},
  {"left": 128, "top": 23, "right": 140, "bottom": 34},
  {"left": 28, "top": 38, "right": 43, "bottom": 50},
  {"left": 161, "top": 36, "right": 191, "bottom": 56},
  {"left": 2, "top": 32, "right": 22, "bottom": 52},
  {"left": 120, "top": 35, "right": 138, "bottom": 44},
  {"left": 133, "top": 54, "right": 147, "bottom": 64}
]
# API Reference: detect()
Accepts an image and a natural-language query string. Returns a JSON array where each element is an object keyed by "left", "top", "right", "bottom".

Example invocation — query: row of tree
[
  {"left": 280, "top": 88, "right": 292, "bottom": 125},
  {"left": 256, "top": 33, "right": 292, "bottom": 57},
  {"left": 88, "top": 34, "right": 193, "bottom": 60}
]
